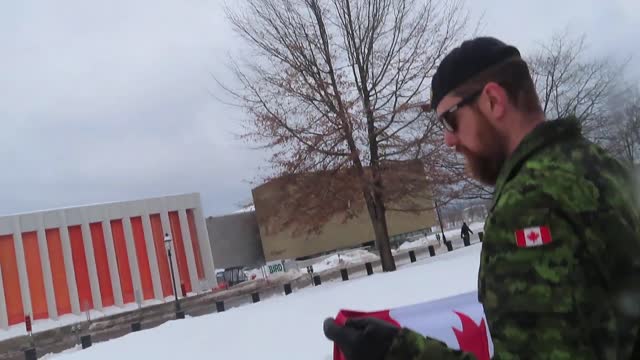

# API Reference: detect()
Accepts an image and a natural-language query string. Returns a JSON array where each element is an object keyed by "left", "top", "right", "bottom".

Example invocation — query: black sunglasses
[{"left": 437, "top": 89, "right": 483, "bottom": 132}]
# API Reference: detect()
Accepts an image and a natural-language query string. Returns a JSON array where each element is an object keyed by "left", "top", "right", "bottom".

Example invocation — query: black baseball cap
[{"left": 429, "top": 37, "right": 521, "bottom": 111}]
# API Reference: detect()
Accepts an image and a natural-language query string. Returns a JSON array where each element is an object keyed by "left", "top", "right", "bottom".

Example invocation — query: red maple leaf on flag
[
  {"left": 527, "top": 231, "right": 540, "bottom": 242},
  {"left": 452, "top": 311, "right": 490, "bottom": 360}
]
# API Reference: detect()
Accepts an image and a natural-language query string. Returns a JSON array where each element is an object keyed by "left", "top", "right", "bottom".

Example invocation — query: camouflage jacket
[{"left": 385, "top": 117, "right": 640, "bottom": 359}]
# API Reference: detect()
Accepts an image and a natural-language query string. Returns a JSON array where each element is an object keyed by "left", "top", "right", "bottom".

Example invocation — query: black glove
[{"left": 323, "top": 317, "right": 400, "bottom": 360}]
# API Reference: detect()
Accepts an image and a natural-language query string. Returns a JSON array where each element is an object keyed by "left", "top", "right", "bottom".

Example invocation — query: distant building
[
  {"left": 252, "top": 160, "right": 438, "bottom": 261},
  {"left": 0, "top": 193, "right": 214, "bottom": 329},
  {"left": 206, "top": 211, "right": 265, "bottom": 269}
]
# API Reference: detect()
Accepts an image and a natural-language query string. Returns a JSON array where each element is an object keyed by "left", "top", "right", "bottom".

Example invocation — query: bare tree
[
  {"left": 221, "top": 0, "right": 469, "bottom": 271},
  {"left": 606, "top": 87, "right": 640, "bottom": 164},
  {"left": 528, "top": 30, "right": 627, "bottom": 140}
]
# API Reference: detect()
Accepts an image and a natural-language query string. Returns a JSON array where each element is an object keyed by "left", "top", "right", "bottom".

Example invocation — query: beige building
[{"left": 252, "top": 160, "right": 438, "bottom": 261}]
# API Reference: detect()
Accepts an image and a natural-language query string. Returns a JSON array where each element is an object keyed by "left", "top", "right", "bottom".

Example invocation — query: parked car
[{"left": 215, "top": 267, "right": 249, "bottom": 287}]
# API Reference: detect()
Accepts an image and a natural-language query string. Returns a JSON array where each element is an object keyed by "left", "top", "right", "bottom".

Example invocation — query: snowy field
[{"left": 45, "top": 244, "right": 482, "bottom": 360}]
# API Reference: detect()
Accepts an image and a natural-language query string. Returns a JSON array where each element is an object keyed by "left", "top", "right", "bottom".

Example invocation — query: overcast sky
[{"left": 1, "top": 0, "right": 638, "bottom": 217}]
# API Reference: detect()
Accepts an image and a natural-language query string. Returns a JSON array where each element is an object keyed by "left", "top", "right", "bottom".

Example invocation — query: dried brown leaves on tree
[
  {"left": 221, "top": 0, "right": 469, "bottom": 271},
  {"left": 254, "top": 159, "right": 434, "bottom": 238}
]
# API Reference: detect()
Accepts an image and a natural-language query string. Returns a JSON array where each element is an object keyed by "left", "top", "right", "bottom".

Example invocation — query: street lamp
[
  {"left": 164, "top": 233, "right": 185, "bottom": 319},
  {"left": 434, "top": 200, "right": 447, "bottom": 243}
]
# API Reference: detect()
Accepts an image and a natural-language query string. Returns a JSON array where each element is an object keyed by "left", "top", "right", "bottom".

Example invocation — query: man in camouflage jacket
[{"left": 324, "top": 37, "right": 640, "bottom": 359}]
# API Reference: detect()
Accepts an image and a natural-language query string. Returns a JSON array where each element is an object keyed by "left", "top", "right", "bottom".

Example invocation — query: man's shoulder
[
  {"left": 497, "top": 135, "right": 637, "bottom": 216},
  {"left": 497, "top": 140, "right": 601, "bottom": 214}
]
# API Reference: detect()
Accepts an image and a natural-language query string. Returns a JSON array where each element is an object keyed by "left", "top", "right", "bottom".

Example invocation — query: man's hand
[{"left": 323, "top": 317, "right": 400, "bottom": 360}]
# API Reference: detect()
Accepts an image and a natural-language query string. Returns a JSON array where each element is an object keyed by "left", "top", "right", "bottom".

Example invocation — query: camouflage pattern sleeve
[
  {"left": 480, "top": 200, "right": 598, "bottom": 359},
  {"left": 383, "top": 205, "right": 599, "bottom": 359},
  {"left": 479, "top": 139, "right": 640, "bottom": 359},
  {"left": 385, "top": 328, "right": 477, "bottom": 360}
]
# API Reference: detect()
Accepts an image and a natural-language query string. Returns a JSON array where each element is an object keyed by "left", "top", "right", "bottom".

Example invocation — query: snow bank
[{"left": 312, "top": 249, "right": 379, "bottom": 273}]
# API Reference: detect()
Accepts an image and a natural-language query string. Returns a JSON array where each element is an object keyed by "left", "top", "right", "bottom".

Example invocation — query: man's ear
[{"left": 481, "top": 82, "right": 508, "bottom": 122}]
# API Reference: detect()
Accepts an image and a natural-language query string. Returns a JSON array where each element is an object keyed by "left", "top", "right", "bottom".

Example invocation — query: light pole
[
  {"left": 434, "top": 200, "right": 447, "bottom": 243},
  {"left": 164, "top": 233, "right": 185, "bottom": 319}
]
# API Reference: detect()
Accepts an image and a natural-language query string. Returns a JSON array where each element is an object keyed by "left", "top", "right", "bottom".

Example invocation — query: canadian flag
[
  {"left": 333, "top": 291, "right": 493, "bottom": 360},
  {"left": 514, "top": 226, "right": 552, "bottom": 248}
]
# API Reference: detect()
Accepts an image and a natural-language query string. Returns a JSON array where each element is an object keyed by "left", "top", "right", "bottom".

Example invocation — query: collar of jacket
[{"left": 490, "top": 116, "right": 583, "bottom": 210}]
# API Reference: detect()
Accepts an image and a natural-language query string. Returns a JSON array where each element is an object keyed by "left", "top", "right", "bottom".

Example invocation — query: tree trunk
[{"left": 363, "top": 190, "right": 396, "bottom": 272}]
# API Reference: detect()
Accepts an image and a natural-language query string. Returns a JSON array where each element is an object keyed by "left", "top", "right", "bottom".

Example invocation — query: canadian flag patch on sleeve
[{"left": 514, "top": 226, "right": 552, "bottom": 247}]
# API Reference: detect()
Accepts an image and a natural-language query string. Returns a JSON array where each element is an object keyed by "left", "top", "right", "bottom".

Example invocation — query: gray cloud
[
  {"left": 1, "top": 0, "right": 262, "bottom": 216},
  {"left": 468, "top": 0, "right": 640, "bottom": 79},
  {"left": 0, "top": 0, "right": 637, "bottom": 217}
]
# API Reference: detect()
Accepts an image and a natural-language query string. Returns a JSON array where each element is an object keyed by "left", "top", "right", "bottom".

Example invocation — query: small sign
[{"left": 266, "top": 261, "right": 285, "bottom": 275}]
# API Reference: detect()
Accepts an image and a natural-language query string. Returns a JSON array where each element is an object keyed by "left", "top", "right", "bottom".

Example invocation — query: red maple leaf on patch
[
  {"left": 527, "top": 231, "right": 539, "bottom": 242},
  {"left": 452, "top": 311, "right": 490, "bottom": 360}
]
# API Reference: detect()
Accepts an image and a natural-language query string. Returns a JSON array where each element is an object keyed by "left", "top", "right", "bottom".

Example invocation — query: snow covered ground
[
  {"left": 311, "top": 249, "right": 380, "bottom": 273},
  {"left": 45, "top": 244, "right": 482, "bottom": 360}
]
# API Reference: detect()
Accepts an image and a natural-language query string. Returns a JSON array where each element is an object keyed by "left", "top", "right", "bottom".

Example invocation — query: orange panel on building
[
  {"left": 0, "top": 234, "right": 24, "bottom": 325},
  {"left": 168, "top": 211, "right": 191, "bottom": 293},
  {"left": 68, "top": 226, "right": 93, "bottom": 311},
  {"left": 90, "top": 223, "right": 114, "bottom": 307},
  {"left": 22, "top": 231, "right": 48, "bottom": 320},
  {"left": 150, "top": 214, "right": 173, "bottom": 297},
  {"left": 0, "top": 194, "right": 209, "bottom": 325},
  {"left": 131, "top": 217, "right": 154, "bottom": 300},
  {"left": 45, "top": 229, "right": 71, "bottom": 316},
  {"left": 186, "top": 210, "right": 205, "bottom": 280},
  {"left": 110, "top": 220, "right": 134, "bottom": 303}
]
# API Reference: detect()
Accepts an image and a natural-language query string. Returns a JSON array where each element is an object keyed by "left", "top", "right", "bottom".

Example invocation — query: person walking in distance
[{"left": 460, "top": 221, "right": 473, "bottom": 246}]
